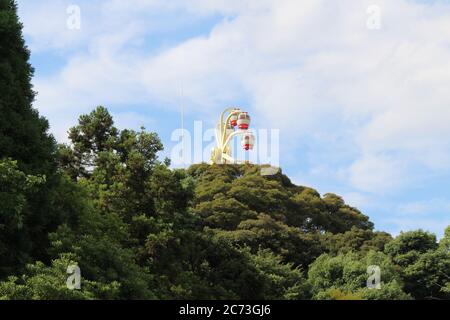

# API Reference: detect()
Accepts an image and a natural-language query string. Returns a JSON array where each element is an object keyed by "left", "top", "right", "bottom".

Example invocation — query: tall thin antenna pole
[{"left": 179, "top": 83, "right": 185, "bottom": 169}]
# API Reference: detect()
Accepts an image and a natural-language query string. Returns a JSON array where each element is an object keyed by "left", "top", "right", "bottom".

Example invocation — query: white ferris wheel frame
[{"left": 211, "top": 107, "right": 253, "bottom": 165}]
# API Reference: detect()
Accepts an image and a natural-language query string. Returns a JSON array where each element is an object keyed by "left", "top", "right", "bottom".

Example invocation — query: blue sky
[{"left": 16, "top": 0, "right": 450, "bottom": 238}]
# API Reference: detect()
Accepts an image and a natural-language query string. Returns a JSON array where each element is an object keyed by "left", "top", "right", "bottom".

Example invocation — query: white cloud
[
  {"left": 340, "top": 192, "right": 374, "bottom": 209},
  {"left": 398, "top": 199, "right": 450, "bottom": 216},
  {"left": 111, "top": 111, "right": 155, "bottom": 132},
  {"left": 17, "top": 0, "right": 450, "bottom": 197},
  {"left": 347, "top": 153, "right": 407, "bottom": 193}
]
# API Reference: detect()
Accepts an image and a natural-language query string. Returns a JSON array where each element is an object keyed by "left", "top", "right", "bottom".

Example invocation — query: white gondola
[
  {"left": 230, "top": 114, "right": 238, "bottom": 127},
  {"left": 211, "top": 107, "right": 255, "bottom": 164},
  {"left": 237, "top": 112, "right": 251, "bottom": 130},
  {"left": 241, "top": 133, "right": 255, "bottom": 151}
]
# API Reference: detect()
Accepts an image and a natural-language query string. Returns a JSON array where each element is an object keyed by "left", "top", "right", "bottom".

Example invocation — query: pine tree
[
  {"left": 0, "top": 0, "right": 59, "bottom": 277},
  {"left": 0, "top": 0, "right": 56, "bottom": 175}
]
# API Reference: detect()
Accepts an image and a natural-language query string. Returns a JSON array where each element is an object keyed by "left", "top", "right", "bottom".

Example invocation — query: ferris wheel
[{"left": 211, "top": 107, "right": 255, "bottom": 164}]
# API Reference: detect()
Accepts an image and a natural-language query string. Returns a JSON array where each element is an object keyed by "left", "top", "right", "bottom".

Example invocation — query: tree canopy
[
  {"left": 0, "top": 1, "right": 449, "bottom": 300},
  {"left": 1, "top": 104, "right": 448, "bottom": 300}
]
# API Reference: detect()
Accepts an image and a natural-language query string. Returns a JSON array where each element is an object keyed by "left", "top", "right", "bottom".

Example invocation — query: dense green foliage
[
  {"left": 0, "top": 0, "right": 69, "bottom": 279},
  {"left": 0, "top": 0, "right": 56, "bottom": 176},
  {"left": 0, "top": 0, "right": 449, "bottom": 300}
]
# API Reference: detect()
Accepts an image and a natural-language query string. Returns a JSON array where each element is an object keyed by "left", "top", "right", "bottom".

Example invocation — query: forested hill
[
  {"left": 187, "top": 163, "right": 381, "bottom": 266},
  {"left": 1, "top": 107, "right": 448, "bottom": 301},
  {"left": 0, "top": 0, "right": 449, "bottom": 300}
]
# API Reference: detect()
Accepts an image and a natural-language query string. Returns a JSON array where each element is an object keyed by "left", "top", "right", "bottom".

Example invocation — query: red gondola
[
  {"left": 237, "top": 112, "right": 251, "bottom": 130},
  {"left": 241, "top": 133, "right": 255, "bottom": 151},
  {"left": 230, "top": 114, "right": 238, "bottom": 127}
]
